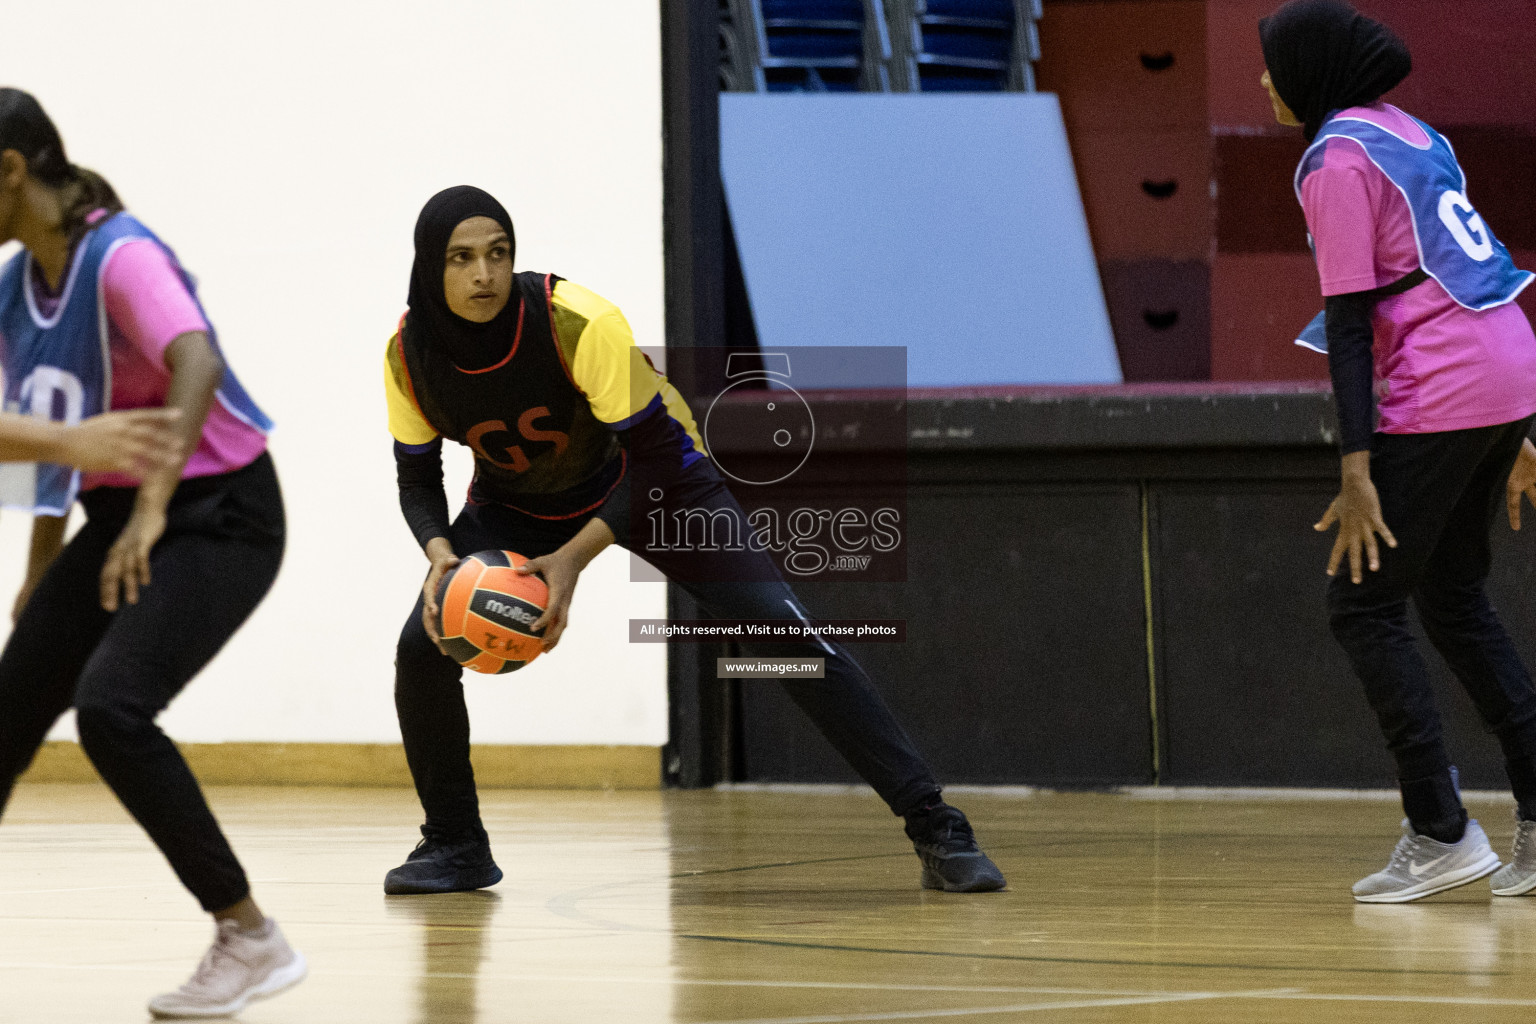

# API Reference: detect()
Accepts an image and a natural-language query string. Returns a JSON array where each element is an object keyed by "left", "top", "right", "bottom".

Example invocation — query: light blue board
[{"left": 720, "top": 94, "right": 1121, "bottom": 387}]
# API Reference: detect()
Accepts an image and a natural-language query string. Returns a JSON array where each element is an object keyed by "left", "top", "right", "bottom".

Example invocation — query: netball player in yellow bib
[{"left": 382, "top": 186, "right": 1006, "bottom": 897}]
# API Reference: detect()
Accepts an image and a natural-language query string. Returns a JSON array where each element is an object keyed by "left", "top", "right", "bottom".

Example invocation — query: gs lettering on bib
[{"left": 466, "top": 407, "right": 572, "bottom": 473}]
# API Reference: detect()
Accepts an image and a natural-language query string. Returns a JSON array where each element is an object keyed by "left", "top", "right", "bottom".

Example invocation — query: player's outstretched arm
[{"left": 0, "top": 408, "right": 182, "bottom": 474}]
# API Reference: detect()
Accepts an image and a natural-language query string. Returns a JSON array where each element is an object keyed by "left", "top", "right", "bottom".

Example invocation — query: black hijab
[
  {"left": 1259, "top": 0, "right": 1412, "bottom": 142},
  {"left": 404, "top": 185, "right": 518, "bottom": 368},
  {"left": 0, "top": 87, "right": 72, "bottom": 184}
]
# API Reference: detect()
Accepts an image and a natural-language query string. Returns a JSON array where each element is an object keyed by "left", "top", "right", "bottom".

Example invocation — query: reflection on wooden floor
[{"left": 3, "top": 784, "right": 1536, "bottom": 1022}]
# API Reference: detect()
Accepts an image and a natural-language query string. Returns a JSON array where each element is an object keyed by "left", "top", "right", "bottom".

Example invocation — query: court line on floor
[
  {"left": 719, "top": 783, "right": 1516, "bottom": 805},
  {"left": 1273, "top": 992, "right": 1536, "bottom": 1007},
  {"left": 674, "top": 933, "right": 1508, "bottom": 978},
  {"left": 597, "top": 979, "right": 1224, "bottom": 996},
  {"left": 0, "top": 962, "right": 1237, "bottom": 1002},
  {"left": 666, "top": 841, "right": 1050, "bottom": 880},
  {"left": 1118, "top": 786, "right": 1515, "bottom": 804},
  {"left": 663, "top": 833, "right": 1244, "bottom": 878},
  {"left": 547, "top": 870, "right": 1511, "bottom": 979},
  {"left": 664, "top": 828, "right": 1428, "bottom": 882},
  {"left": 685, "top": 987, "right": 1536, "bottom": 1024},
  {"left": 484, "top": 980, "right": 1536, "bottom": 1007},
  {"left": 684, "top": 989, "right": 1301, "bottom": 1024},
  {"left": 663, "top": 836, "right": 1209, "bottom": 882},
  {"left": 14, "top": 957, "right": 1532, "bottom": 1012}
]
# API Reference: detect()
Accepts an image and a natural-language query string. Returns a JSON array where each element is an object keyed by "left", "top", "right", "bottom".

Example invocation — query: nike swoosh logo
[{"left": 1408, "top": 853, "right": 1454, "bottom": 877}]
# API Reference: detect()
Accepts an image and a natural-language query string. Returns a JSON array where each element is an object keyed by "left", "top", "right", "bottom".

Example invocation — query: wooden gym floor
[{"left": 3, "top": 784, "right": 1536, "bottom": 1023}]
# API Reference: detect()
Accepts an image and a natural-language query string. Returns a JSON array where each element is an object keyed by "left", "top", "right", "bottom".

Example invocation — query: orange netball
[{"left": 432, "top": 550, "right": 548, "bottom": 674}]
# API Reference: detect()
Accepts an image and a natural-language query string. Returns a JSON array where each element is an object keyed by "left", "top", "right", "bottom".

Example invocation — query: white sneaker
[
  {"left": 148, "top": 918, "right": 307, "bottom": 1019},
  {"left": 1352, "top": 819, "right": 1501, "bottom": 904},
  {"left": 1491, "top": 819, "right": 1536, "bottom": 896}
]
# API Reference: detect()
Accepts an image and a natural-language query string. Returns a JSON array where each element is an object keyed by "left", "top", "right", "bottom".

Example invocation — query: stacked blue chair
[
  {"left": 888, "top": 0, "right": 1042, "bottom": 91},
  {"left": 721, "top": 1, "right": 894, "bottom": 92},
  {"left": 719, "top": 0, "right": 755, "bottom": 91}
]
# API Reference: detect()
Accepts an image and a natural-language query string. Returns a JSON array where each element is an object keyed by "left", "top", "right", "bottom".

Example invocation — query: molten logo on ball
[
  {"left": 481, "top": 598, "right": 539, "bottom": 626},
  {"left": 433, "top": 550, "right": 548, "bottom": 674}
]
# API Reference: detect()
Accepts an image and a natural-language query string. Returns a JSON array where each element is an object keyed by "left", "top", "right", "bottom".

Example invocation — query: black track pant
[
  {"left": 1326, "top": 417, "right": 1536, "bottom": 828},
  {"left": 0, "top": 453, "right": 285, "bottom": 912},
  {"left": 395, "top": 463, "right": 940, "bottom": 835}
]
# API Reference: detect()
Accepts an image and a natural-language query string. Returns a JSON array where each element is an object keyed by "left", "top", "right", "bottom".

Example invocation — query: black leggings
[
  {"left": 395, "top": 463, "right": 940, "bottom": 835},
  {"left": 1327, "top": 417, "right": 1536, "bottom": 827},
  {"left": 0, "top": 453, "right": 285, "bottom": 912}
]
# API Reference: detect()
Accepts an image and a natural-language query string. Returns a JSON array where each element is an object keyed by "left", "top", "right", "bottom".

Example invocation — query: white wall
[{"left": 0, "top": 0, "right": 669, "bottom": 745}]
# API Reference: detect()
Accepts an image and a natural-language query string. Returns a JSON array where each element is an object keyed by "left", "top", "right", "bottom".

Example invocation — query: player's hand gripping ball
[{"left": 433, "top": 550, "right": 549, "bottom": 674}]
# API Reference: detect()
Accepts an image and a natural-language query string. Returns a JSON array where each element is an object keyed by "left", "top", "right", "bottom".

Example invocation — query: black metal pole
[{"left": 661, "top": 0, "right": 726, "bottom": 788}]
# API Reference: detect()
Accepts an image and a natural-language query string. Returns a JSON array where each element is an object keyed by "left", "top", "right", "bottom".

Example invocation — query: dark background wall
[
  {"left": 661, "top": 1, "right": 1536, "bottom": 791},
  {"left": 713, "top": 389, "right": 1536, "bottom": 790},
  {"left": 1036, "top": 0, "right": 1536, "bottom": 383}
]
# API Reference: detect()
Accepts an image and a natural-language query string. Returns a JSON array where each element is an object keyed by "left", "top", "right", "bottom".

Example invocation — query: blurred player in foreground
[{"left": 0, "top": 88, "right": 305, "bottom": 1017}]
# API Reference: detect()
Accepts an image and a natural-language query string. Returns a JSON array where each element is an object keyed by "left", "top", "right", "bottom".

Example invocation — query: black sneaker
[
  {"left": 383, "top": 826, "right": 504, "bottom": 895},
  {"left": 904, "top": 803, "right": 1007, "bottom": 893}
]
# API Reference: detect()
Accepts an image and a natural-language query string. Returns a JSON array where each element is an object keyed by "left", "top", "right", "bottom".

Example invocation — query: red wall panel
[
  {"left": 1513, "top": 252, "right": 1536, "bottom": 324},
  {"left": 1206, "top": 0, "right": 1274, "bottom": 132},
  {"left": 1037, "top": 1, "right": 1208, "bottom": 131},
  {"left": 1100, "top": 260, "right": 1213, "bottom": 380},
  {"left": 1214, "top": 132, "right": 1309, "bottom": 252},
  {"left": 1210, "top": 252, "right": 1327, "bottom": 381},
  {"left": 1073, "top": 130, "right": 1214, "bottom": 260}
]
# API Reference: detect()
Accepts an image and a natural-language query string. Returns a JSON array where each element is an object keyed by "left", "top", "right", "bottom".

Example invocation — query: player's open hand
[
  {"left": 519, "top": 550, "right": 579, "bottom": 652},
  {"left": 100, "top": 507, "right": 167, "bottom": 612},
  {"left": 59, "top": 409, "right": 183, "bottom": 476},
  {"left": 1315, "top": 466, "right": 1397, "bottom": 584},
  {"left": 421, "top": 539, "right": 460, "bottom": 655},
  {"left": 1507, "top": 438, "right": 1536, "bottom": 531}
]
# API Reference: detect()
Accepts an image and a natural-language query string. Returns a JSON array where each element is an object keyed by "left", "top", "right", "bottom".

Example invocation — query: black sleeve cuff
[{"left": 595, "top": 472, "right": 631, "bottom": 542}]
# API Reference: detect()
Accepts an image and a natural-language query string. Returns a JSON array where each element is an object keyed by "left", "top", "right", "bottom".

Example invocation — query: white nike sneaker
[
  {"left": 148, "top": 918, "right": 307, "bottom": 1019},
  {"left": 1490, "top": 819, "right": 1536, "bottom": 896},
  {"left": 1353, "top": 819, "right": 1501, "bottom": 904}
]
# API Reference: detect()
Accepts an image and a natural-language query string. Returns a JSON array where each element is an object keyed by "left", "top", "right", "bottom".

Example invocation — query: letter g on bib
[{"left": 1439, "top": 189, "right": 1495, "bottom": 262}]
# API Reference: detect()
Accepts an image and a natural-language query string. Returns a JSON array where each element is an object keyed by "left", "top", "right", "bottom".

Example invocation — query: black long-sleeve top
[
  {"left": 395, "top": 438, "right": 453, "bottom": 549},
  {"left": 394, "top": 402, "right": 692, "bottom": 550},
  {"left": 1324, "top": 269, "right": 1434, "bottom": 455},
  {"left": 1324, "top": 289, "right": 1377, "bottom": 455}
]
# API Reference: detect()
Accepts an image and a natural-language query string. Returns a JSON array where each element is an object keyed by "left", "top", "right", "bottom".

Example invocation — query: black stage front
[{"left": 665, "top": 384, "right": 1536, "bottom": 791}]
